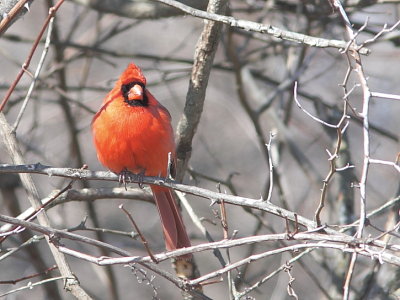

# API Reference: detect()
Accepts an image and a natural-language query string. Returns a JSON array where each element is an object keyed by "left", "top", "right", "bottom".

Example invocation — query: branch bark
[
  {"left": 156, "top": 0, "right": 370, "bottom": 55},
  {"left": 0, "top": 0, "right": 33, "bottom": 36},
  {"left": 0, "top": 113, "right": 92, "bottom": 300},
  {"left": 175, "top": 0, "right": 228, "bottom": 181}
]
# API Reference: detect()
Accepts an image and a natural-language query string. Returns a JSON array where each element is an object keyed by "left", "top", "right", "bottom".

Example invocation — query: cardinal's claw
[
  {"left": 118, "top": 169, "right": 146, "bottom": 190},
  {"left": 137, "top": 170, "right": 146, "bottom": 189},
  {"left": 119, "top": 169, "right": 135, "bottom": 190}
]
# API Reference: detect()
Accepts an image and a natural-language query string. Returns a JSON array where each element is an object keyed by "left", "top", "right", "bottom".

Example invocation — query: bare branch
[
  {"left": 371, "top": 92, "right": 400, "bottom": 101},
  {"left": 0, "top": 0, "right": 66, "bottom": 112},
  {"left": 0, "top": 114, "right": 92, "bottom": 299},
  {"left": 12, "top": 17, "right": 54, "bottom": 132},
  {"left": 369, "top": 158, "right": 400, "bottom": 173},
  {"left": 72, "top": 0, "right": 208, "bottom": 19},
  {"left": 175, "top": 0, "right": 228, "bottom": 180},
  {"left": 0, "top": 0, "right": 33, "bottom": 36},
  {"left": 156, "top": 0, "right": 370, "bottom": 55},
  {"left": 0, "top": 276, "right": 66, "bottom": 298}
]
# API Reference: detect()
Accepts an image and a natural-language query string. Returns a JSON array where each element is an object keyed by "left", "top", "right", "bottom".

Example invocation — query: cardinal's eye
[{"left": 121, "top": 84, "right": 129, "bottom": 95}]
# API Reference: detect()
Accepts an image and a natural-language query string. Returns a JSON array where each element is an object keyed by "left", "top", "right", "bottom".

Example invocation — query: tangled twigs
[
  {"left": 293, "top": 81, "right": 352, "bottom": 226},
  {"left": 0, "top": 0, "right": 66, "bottom": 112}
]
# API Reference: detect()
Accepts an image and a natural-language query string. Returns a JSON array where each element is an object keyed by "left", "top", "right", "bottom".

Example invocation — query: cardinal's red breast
[
  {"left": 91, "top": 62, "right": 191, "bottom": 255},
  {"left": 92, "top": 63, "right": 175, "bottom": 177}
]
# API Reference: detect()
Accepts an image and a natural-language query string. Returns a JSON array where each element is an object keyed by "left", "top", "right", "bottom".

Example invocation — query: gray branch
[
  {"left": 156, "top": 0, "right": 370, "bottom": 55},
  {"left": 71, "top": 0, "right": 208, "bottom": 19}
]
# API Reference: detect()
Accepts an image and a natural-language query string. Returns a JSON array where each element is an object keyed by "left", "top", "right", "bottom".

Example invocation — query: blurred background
[{"left": 0, "top": 0, "right": 399, "bottom": 299}]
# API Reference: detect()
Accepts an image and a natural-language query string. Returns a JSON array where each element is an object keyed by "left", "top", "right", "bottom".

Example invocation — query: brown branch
[
  {"left": 0, "top": 266, "right": 57, "bottom": 285},
  {"left": 119, "top": 205, "right": 158, "bottom": 263},
  {"left": 174, "top": 0, "right": 228, "bottom": 181},
  {"left": 294, "top": 81, "right": 352, "bottom": 226},
  {"left": 0, "top": 0, "right": 32, "bottom": 36},
  {"left": 0, "top": 0, "right": 66, "bottom": 112}
]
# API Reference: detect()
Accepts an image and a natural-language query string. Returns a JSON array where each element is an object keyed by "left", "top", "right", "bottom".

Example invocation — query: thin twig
[
  {"left": 369, "top": 158, "right": 400, "bottom": 173},
  {"left": 331, "top": 0, "right": 373, "bottom": 298},
  {"left": 0, "top": 0, "right": 66, "bottom": 112},
  {"left": 0, "top": 180, "right": 74, "bottom": 237},
  {"left": 371, "top": 92, "right": 400, "bottom": 101},
  {"left": 67, "top": 215, "right": 139, "bottom": 239},
  {"left": 265, "top": 131, "right": 275, "bottom": 202},
  {"left": 176, "top": 190, "right": 227, "bottom": 267},
  {"left": 119, "top": 204, "right": 158, "bottom": 263},
  {"left": 12, "top": 17, "right": 54, "bottom": 132},
  {"left": 0, "top": 266, "right": 58, "bottom": 284},
  {"left": 293, "top": 82, "right": 338, "bottom": 128},
  {"left": 0, "top": 0, "right": 32, "bottom": 36},
  {"left": 0, "top": 276, "right": 66, "bottom": 298},
  {"left": 0, "top": 235, "right": 44, "bottom": 262}
]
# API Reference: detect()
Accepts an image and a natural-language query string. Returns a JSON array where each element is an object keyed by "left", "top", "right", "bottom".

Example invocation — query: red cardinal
[{"left": 92, "top": 63, "right": 191, "bottom": 257}]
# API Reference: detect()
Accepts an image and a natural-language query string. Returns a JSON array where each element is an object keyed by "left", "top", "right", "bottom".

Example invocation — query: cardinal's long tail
[{"left": 151, "top": 185, "right": 191, "bottom": 258}]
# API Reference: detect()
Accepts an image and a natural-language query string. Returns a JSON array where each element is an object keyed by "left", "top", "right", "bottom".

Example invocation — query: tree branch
[
  {"left": 175, "top": 0, "right": 228, "bottom": 180},
  {"left": 156, "top": 0, "right": 370, "bottom": 55}
]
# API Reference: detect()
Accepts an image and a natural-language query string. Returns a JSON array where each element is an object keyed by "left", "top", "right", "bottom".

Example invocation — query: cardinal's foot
[
  {"left": 118, "top": 169, "right": 146, "bottom": 190},
  {"left": 119, "top": 169, "right": 134, "bottom": 190}
]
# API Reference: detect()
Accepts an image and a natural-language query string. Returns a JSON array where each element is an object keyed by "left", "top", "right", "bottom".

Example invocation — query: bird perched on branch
[{"left": 92, "top": 62, "right": 191, "bottom": 258}]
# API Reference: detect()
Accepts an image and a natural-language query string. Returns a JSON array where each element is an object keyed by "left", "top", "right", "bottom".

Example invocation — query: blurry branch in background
[
  {"left": 44, "top": 1, "right": 120, "bottom": 298},
  {"left": 0, "top": 0, "right": 66, "bottom": 112},
  {"left": 0, "top": 113, "right": 92, "bottom": 299},
  {"left": 293, "top": 81, "right": 352, "bottom": 226},
  {"left": 12, "top": 17, "right": 54, "bottom": 132},
  {"left": 72, "top": 0, "right": 208, "bottom": 19}
]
